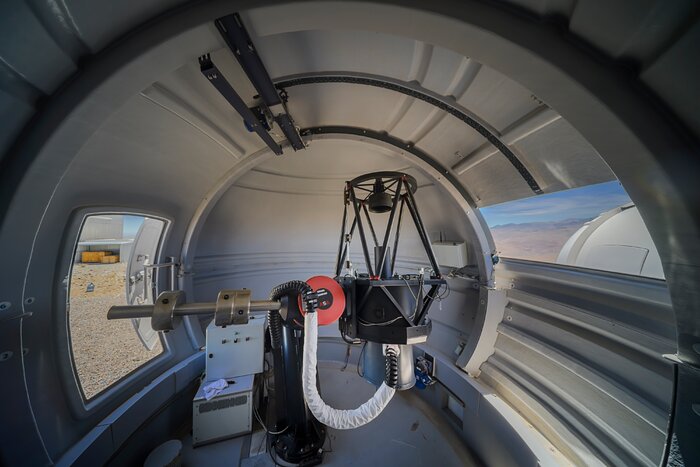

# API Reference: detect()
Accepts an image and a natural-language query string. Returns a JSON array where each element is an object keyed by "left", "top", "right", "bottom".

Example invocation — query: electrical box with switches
[
  {"left": 205, "top": 314, "right": 266, "bottom": 381},
  {"left": 192, "top": 374, "right": 253, "bottom": 446}
]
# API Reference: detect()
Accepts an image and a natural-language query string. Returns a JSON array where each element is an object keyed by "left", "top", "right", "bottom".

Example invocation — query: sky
[
  {"left": 122, "top": 215, "right": 144, "bottom": 238},
  {"left": 480, "top": 181, "right": 631, "bottom": 227}
]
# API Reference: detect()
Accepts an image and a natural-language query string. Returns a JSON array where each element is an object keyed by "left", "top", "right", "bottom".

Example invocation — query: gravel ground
[{"left": 69, "top": 263, "right": 163, "bottom": 399}]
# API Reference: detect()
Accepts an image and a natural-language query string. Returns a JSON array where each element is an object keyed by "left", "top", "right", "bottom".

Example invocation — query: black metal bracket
[
  {"left": 216, "top": 13, "right": 305, "bottom": 151},
  {"left": 198, "top": 54, "right": 283, "bottom": 155}
]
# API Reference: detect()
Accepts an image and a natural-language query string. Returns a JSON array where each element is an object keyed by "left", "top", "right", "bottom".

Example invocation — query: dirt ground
[
  {"left": 490, "top": 219, "right": 588, "bottom": 263},
  {"left": 69, "top": 263, "right": 163, "bottom": 399}
]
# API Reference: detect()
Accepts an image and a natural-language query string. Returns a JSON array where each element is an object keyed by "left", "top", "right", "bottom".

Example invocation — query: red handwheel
[{"left": 298, "top": 276, "right": 346, "bottom": 326}]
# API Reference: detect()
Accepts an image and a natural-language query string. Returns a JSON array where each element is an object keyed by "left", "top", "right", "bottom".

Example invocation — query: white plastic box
[
  {"left": 192, "top": 374, "right": 253, "bottom": 446},
  {"left": 431, "top": 241, "right": 469, "bottom": 269}
]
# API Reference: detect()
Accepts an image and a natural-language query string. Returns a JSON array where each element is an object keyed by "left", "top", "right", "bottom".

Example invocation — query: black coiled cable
[
  {"left": 384, "top": 347, "right": 399, "bottom": 388},
  {"left": 268, "top": 281, "right": 313, "bottom": 350}
]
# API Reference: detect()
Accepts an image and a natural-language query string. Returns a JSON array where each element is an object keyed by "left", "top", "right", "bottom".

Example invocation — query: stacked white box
[{"left": 192, "top": 374, "right": 253, "bottom": 446}]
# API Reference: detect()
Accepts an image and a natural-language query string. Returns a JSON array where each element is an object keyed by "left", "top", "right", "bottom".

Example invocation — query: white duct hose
[{"left": 302, "top": 312, "right": 395, "bottom": 429}]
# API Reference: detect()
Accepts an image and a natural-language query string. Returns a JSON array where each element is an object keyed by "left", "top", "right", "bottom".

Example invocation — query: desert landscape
[
  {"left": 489, "top": 218, "right": 590, "bottom": 263},
  {"left": 69, "top": 262, "right": 163, "bottom": 399}
]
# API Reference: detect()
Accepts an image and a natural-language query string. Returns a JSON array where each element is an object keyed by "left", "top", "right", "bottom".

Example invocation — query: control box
[
  {"left": 431, "top": 241, "right": 469, "bottom": 269},
  {"left": 192, "top": 374, "right": 253, "bottom": 447},
  {"left": 205, "top": 313, "right": 266, "bottom": 381}
]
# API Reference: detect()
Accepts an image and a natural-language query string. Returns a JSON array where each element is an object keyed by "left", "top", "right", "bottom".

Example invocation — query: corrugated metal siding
[{"left": 479, "top": 259, "right": 675, "bottom": 466}]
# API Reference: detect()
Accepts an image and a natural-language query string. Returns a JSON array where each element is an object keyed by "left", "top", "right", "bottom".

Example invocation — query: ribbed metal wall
[{"left": 479, "top": 259, "right": 675, "bottom": 466}]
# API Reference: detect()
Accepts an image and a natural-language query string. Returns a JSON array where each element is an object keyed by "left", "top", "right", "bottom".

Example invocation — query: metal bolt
[
  {"left": 506, "top": 315, "right": 513, "bottom": 321},
  {"left": 24, "top": 297, "right": 34, "bottom": 305},
  {"left": 224, "top": 294, "right": 230, "bottom": 300},
  {"left": 238, "top": 309, "right": 244, "bottom": 315}
]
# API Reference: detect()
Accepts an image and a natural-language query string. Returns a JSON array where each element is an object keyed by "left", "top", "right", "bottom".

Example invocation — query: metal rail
[
  {"left": 108, "top": 299, "right": 280, "bottom": 320},
  {"left": 278, "top": 73, "right": 542, "bottom": 194}
]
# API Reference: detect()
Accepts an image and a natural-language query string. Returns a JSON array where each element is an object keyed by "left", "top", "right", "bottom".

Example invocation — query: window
[
  {"left": 68, "top": 214, "right": 167, "bottom": 399},
  {"left": 480, "top": 181, "right": 664, "bottom": 279}
]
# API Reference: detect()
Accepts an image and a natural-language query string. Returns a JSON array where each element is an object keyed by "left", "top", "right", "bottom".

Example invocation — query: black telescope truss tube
[
  {"left": 334, "top": 200, "right": 348, "bottom": 276},
  {"left": 340, "top": 171, "right": 441, "bottom": 280},
  {"left": 404, "top": 181, "right": 442, "bottom": 278},
  {"left": 390, "top": 197, "right": 405, "bottom": 274},
  {"left": 335, "top": 171, "right": 446, "bottom": 349},
  {"left": 348, "top": 184, "right": 375, "bottom": 278}
]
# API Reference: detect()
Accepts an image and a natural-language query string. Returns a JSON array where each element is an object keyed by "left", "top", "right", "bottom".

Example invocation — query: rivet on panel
[
  {"left": 24, "top": 297, "right": 35, "bottom": 305},
  {"left": 0, "top": 302, "right": 10, "bottom": 311}
]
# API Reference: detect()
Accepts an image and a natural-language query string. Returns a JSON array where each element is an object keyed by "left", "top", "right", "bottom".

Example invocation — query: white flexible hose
[{"left": 302, "top": 312, "right": 395, "bottom": 429}]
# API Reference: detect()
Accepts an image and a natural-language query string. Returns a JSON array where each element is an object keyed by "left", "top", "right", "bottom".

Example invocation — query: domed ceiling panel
[
  {"left": 250, "top": 28, "right": 420, "bottom": 82},
  {"left": 457, "top": 65, "right": 542, "bottom": 133},
  {"left": 281, "top": 83, "right": 402, "bottom": 131},
  {"left": 511, "top": 117, "right": 615, "bottom": 192},
  {"left": 458, "top": 153, "right": 535, "bottom": 206},
  {"left": 236, "top": 138, "right": 431, "bottom": 196},
  {"left": 415, "top": 113, "right": 486, "bottom": 168}
]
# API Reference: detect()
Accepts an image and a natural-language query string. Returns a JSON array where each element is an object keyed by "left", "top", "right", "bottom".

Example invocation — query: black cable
[
  {"left": 357, "top": 342, "right": 367, "bottom": 377},
  {"left": 268, "top": 280, "right": 315, "bottom": 350},
  {"left": 340, "top": 332, "right": 361, "bottom": 344},
  {"left": 268, "top": 309, "right": 283, "bottom": 350},
  {"left": 266, "top": 431, "right": 285, "bottom": 467},
  {"left": 384, "top": 347, "right": 399, "bottom": 388},
  {"left": 340, "top": 344, "right": 351, "bottom": 371}
]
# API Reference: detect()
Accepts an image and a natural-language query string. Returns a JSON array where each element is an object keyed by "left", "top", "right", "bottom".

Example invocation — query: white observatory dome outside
[{"left": 557, "top": 204, "right": 664, "bottom": 279}]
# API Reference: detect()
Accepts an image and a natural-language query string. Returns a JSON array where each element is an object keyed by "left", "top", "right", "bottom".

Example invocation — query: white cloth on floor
[{"left": 203, "top": 379, "right": 228, "bottom": 400}]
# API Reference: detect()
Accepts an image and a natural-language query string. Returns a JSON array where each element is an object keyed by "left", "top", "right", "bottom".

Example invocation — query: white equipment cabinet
[
  {"left": 432, "top": 241, "right": 469, "bottom": 269},
  {"left": 205, "top": 314, "right": 266, "bottom": 381},
  {"left": 192, "top": 374, "right": 254, "bottom": 446}
]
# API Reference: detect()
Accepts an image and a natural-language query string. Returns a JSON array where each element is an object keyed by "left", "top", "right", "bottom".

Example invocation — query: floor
[{"left": 180, "top": 361, "right": 477, "bottom": 466}]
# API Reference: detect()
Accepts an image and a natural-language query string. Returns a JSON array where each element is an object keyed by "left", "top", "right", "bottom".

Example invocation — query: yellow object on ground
[
  {"left": 81, "top": 251, "right": 106, "bottom": 263},
  {"left": 100, "top": 255, "right": 119, "bottom": 264}
]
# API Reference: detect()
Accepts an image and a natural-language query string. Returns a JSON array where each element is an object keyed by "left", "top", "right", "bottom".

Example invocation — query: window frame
[{"left": 57, "top": 207, "right": 174, "bottom": 415}]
